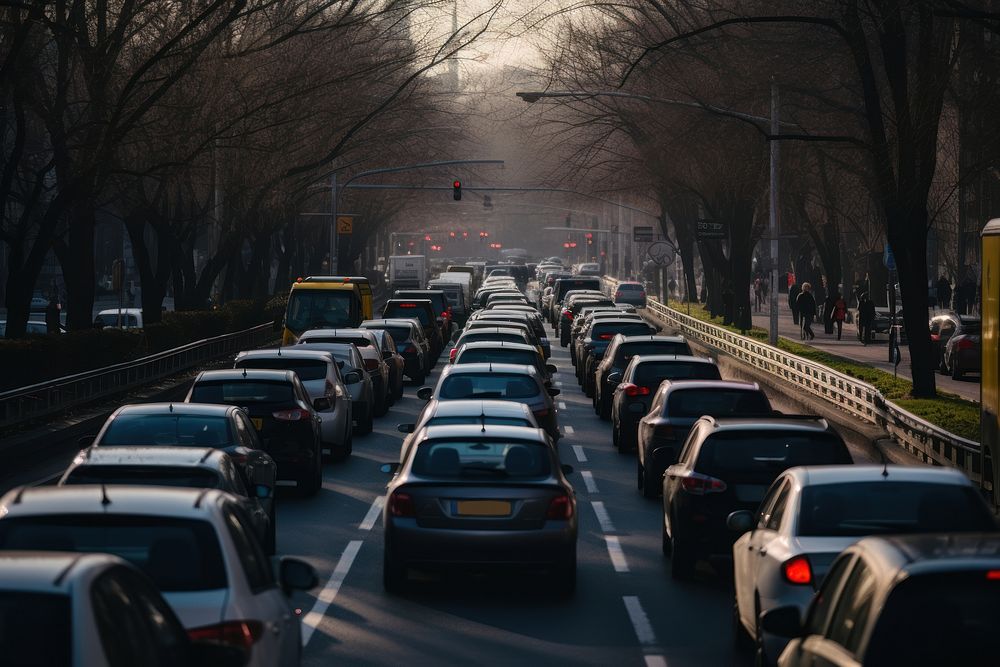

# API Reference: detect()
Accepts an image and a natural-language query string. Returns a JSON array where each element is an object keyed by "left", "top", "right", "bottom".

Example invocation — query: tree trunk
[
  {"left": 888, "top": 206, "right": 936, "bottom": 397},
  {"left": 64, "top": 205, "right": 97, "bottom": 330}
]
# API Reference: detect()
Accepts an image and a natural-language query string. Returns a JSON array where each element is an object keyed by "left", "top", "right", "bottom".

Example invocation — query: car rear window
[
  {"left": 377, "top": 326, "right": 410, "bottom": 342},
  {"left": 384, "top": 303, "right": 431, "bottom": 325},
  {"left": 0, "top": 591, "right": 70, "bottom": 665},
  {"left": 616, "top": 340, "right": 692, "bottom": 364},
  {"left": 439, "top": 373, "right": 541, "bottom": 399},
  {"left": 396, "top": 292, "right": 447, "bottom": 312},
  {"left": 695, "top": 431, "right": 851, "bottom": 482},
  {"left": 593, "top": 322, "right": 653, "bottom": 340},
  {"left": 0, "top": 516, "right": 227, "bottom": 591},
  {"left": 301, "top": 335, "right": 370, "bottom": 348},
  {"left": 960, "top": 323, "right": 981, "bottom": 335},
  {"left": 635, "top": 361, "right": 721, "bottom": 386},
  {"left": 234, "top": 358, "right": 327, "bottom": 381},
  {"left": 665, "top": 389, "right": 770, "bottom": 418},
  {"left": 411, "top": 440, "right": 550, "bottom": 478},
  {"left": 100, "top": 415, "right": 233, "bottom": 447},
  {"left": 617, "top": 284, "right": 644, "bottom": 291},
  {"left": 189, "top": 380, "right": 294, "bottom": 405},
  {"left": 426, "top": 416, "right": 534, "bottom": 427},
  {"left": 458, "top": 332, "right": 527, "bottom": 346},
  {"left": 456, "top": 349, "right": 537, "bottom": 367},
  {"left": 797, "top": 482, "right": 996, "bottom": 537},
  {"left": 64, "top": 465, "right": 222, "bottom": 489}
]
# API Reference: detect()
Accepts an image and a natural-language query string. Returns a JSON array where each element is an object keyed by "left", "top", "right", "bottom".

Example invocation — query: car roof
[
  {"left": 458, "top": 327, "right": 529, "bottom": 336},
  {"left": 659, "top": 379, "right": 758, "bottom": 393},
  {"left": 237, "top": 349, "right": 334, "bottom": 363},
  {"left": 0, "top": 551, "right": 125, "bottom": 594},
  {"left": 299, "top": 329, "right": 374, "bottom": 339},
  {"left": 195, "top": 369, "right": 295, "bottom": 382},
  {"left": 851, "top": 533, "right": 1000, "bottom": 578},
  {"left": 631, "top": 354, "right": 714, "bottom": 364},
  {"left": 72, "top": 446, "right": 225, "bottom": 468},
  {"left": 592, "top": 318, "right": 650, "bottom": 326},
  {"left": 97, "top": 308, "right": 142, "bottom": 315},
  {"left": 361, "top": 319, "right": 416, "bottom": 328},
  {"left": 113, "top": 402, "right": 234, "bottom": 417},
  {"left": 441, "top": 362, "right": 539, "bottom": 376},
  {"left": 617, "top": 334, "right": 686, "bottom": 343},
  {"left": 705, "top": 415, "right": 830, "bottom": 432},
  {"left": 782, "top": 464, "right": 975, "bottom": 488},
  {"left": 417, "top": 424, "right": 549, "bottom": 442},
  {"left": 456, "top": 341, "right": 538, "bottom": 353},
  {"left": 385, "top": 298, "right": 433, "bottom": 305},
  {"left": 0, "top": 485, "right": 231, "bottom": 519},
  {"left": 426, "top": 399, "right": 532, "bottom": 418}
]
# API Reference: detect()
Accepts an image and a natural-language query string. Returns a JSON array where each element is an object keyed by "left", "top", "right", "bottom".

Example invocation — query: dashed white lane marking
[
  {"left": 591, "top": 500, "right": 616, "bottom": 533},
  {"left": 555, "top": 380, "right": 564, "bottom": 386},
  {"left": 572, "top": 445, "right": 588, "bottom": 462},
  {"left": 564, "top": 425, "right": 575, "bottom": 435},
  {"left": 623, "top": 595, "right": 657, "bottom": 645},
  {"left": 644, "top": 656, "right": 668, "bottom": 667},
  {"left": 605, "top": 536, "right": 630, "bottom": 573},
  {"left": 359, "top": 496, "right": 385, "bottom": 531},
  {"left": 581, "top": 471, "right": 599, "bottom": 493},
  {"left": 558, "top": 401, "right": 567, "bottom": 410},
  {"left": 301, "top": 540, "right": 362, "bottom": 646}
]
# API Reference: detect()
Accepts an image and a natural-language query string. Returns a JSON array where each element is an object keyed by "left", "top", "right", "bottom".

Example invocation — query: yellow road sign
[{"left": 336, "top": 216, "right": 353, "bottom": 234}]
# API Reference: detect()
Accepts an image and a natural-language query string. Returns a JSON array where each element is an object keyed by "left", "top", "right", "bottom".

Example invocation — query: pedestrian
[
  {"left": 668, "top": 277, "right": 677, "bottom": 299},
  {"left": 796, "top": 282, "right": 817, "bottom": 340},
  {"left": 45, "top": 296, "right": 61, "bottom": 334},
  {"left": 936, "top": 275, "right": 952, "bottom": 311},
  {"left": 822, "top": 292, "right": 836, "bottom": 334},
  {"left": 832, "top": 292, "right": 847, "bottom": 340},
  {"left": 858, "top": 293, "right": 876, "bottom": 345},
  {"left": 788, "top": 282, "right": 801, "bottom": 325},
  {"left": 753, "top": 277, "right": 763, "bottom": 312}
]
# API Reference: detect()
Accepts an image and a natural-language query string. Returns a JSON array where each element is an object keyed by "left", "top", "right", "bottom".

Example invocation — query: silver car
[
  {"left": 234, "top": 348, "right": 353, "bottom": 460},
  {"left": 298, "top": 329, "right": 391, "bottom": 416},
  {"left": 382, "top": 424, "right": 577, "bottom": 595},
  {"left": 294, "top": 341, "right": 376, "bottom": 435}
]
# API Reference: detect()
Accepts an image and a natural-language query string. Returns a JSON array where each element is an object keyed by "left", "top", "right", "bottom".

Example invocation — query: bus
[
  {"left": 282, "top": 278, "right": 365, "bottom": 345},
  {"left": 982, "top": 219, "right": 999, "bottom": 511}
]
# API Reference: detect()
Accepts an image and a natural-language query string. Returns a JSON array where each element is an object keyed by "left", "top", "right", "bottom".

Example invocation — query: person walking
[
  {"left": 45, "top": 297, "right": 61, "bottom": 334},
  {"left": 822, "top": 292, "right": 836, "bottom": 334},
  {"left": 858, "top": 293, "right": 876, "bottom": 345},
  {"left": 832, "top": 293, "right": 847, "bottom": 340},
  {"left": 936, "top": 275, "right": 952, "bottom": 311},
  {"left": 796, "top": 282, "right": 817, "bottom": 340},
  {"left": 753, "top": 277, "right": 763, "bottom": 312},
  {"left": 788, "top": 282, "right": 801, "bottom": 325}
]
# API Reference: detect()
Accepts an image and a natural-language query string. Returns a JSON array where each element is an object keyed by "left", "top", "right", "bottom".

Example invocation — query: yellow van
[
  {"left": 282, "top": 278, "right": 364, "bottom": 344},
  {"left": 301, "top": 276, "right": 374, "bottom": 320}
]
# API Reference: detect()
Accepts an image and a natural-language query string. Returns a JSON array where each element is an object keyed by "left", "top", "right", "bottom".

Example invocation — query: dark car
[
  {"left": 578, "top": 318, "right": 660, "bottom": 397},
  {"left": 361, "top": 318, "right": 430, "bottom": 383},
  {"left": 365, "top": 328, "right": 405, "bottom": 401},
  {"left": 559, "top": 296, "right": 615, "bottom": 346},
  {"left": 570, "top": 309, "right": 642, "bottom": 366},
  {"left": 572, "top": 312, "right": 646, "bottom": 377},
  {"left": 394, "top": 289, "right": 453, "bottom": 340},
  {"left": 381, "top": 424, "right": 576, "bottom": 594},
  {"left": 662, "top": 416, "right": 852, "bottom": 580},
  {"left": 186, "top": 369, "right": 323, "bottom": 496},
  {"left": 453, "top": 340, "right": 556, "bottom": 385},
  {"left": 929, "top": 312, "right": 981, "bottom": 379},
  {"left": 635, "top": 380, "right": 770, "bottom": 497},
  {"left": 762, "top": 533, "right": 1000, "bottom": 667},
  {"left": 383, "top": 299, "right": 444, "bottom": 360},
  {"left": 611, "top": 355, "right": 723, "bottom": 453},
  {"left": 472, "top": 309, "right": 551, "bottom": 358},
  {"left": 593, "top": 334, "right": 692, "bottom": 419},
  {"left": 549, "top": 278, "right": 603, "bottom": 325},
  {"left": 612, "top": 281, "right": 647, "bottom": 307}
]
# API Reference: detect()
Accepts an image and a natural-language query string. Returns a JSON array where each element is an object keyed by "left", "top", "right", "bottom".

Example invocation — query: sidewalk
[{"left": 749, "top": 300, "right": 980, "bottom": 403}]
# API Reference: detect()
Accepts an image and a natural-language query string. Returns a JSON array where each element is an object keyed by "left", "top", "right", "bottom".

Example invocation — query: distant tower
[{"left": 448, "top": 0, "right": 459, "bottom": 88}]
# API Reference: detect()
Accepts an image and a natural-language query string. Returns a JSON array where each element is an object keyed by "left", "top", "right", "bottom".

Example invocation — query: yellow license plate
[
  {"left": 455, "top": 500, "right": 511, "bottom": 517},
  {"left": 251, "top": 418, "right": 263, "bottom": 430}
]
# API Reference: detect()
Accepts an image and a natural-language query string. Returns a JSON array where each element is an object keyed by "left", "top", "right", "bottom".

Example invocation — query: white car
[
  {"left": 0, "top": 551, "right": 245, "bottom": 666},
  {"left": 0, "top": 486, "right": 318, "bottom": 666},
  {"left": 94, "top": 307, "right": 143, "bottom": 329},
  {"left": 729, "top": 465, "right": 998, "bottom": 665}
]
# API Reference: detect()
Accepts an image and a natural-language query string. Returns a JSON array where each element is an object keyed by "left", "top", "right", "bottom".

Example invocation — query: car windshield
[
  {"left": 286, "top": 290, "right": 354, "bottom": 332},
  {"left": 695, "top": 431, "right": 851, "bottom": 482},
  {"left": 665, "top": 389, "right": 770, "bottom": 418},
  {"left": 797, "top": 482, "right": 997, "bottom": 536},
  {"left": 0, "top": 516, "right": 227, "bottom": 592},
  {"left": 411, "top": 440, "right": 551, "bottom": 478},
  {"left": 189, "top": 380, "right": 294, "bottom": 405},
  {"left": 63, "top": 466, "right": 222, "bottom": 489},
  {"left": 635, "top": 361, "right": 721, "bottom": 385},
  {"left": 617, "top": 341, "right": 691, "bottom": 364},
  {"left": 457, "top": 349, "right": 538, "bottom": 367},
  {"left": 866, "top": 572, "right": 1000, "bottom": 667},
  {"left": 0, "top": 591, "right": 70, "bottom": 665},
  {"left": 100, "top": 415, "right": 233, "bottom": 447},
  {"left": 384, "top": 303, "right": 431, "bottom": 325},
  {"left": 617, "top": 284, "right": 643, "bottom": 291},
  {"left": 439, "top": 373, "right": 540, "bottom": 400},
  {"left": 426, "top": 416, "right": 533, "bottom": 427},
  {"left": 235, "top": 358, "right": 327, "bottom": 381}
]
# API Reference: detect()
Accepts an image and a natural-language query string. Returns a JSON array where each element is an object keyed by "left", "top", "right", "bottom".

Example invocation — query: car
[
  {"left": 395, "top": 399, "right": 540, "bottom": 463},
  {"left": 761, "top": 533, "right": 1000, "bottom": 667},
  {"left": 574, "top": 262, "right": 602, "bottom": 277},
  {"left": 662, "top": 416, "right": 853, "bottom": 580},
  {"left": 549, "top": 277, "right": 603, "bottom": 325},
  {"left": 186, "top": 369, "right": 324, "bottom": 496},
  {"left": 577, "top": 318, "right": 660, "bottom": 397},
  {"left": 460, "top": 318, "right": 544, "bottom": 356},
  {"left": 730, "top": 465, "right": 999, "bottom": 665},
  {"left": 93, "top": 308, "right": 143, "bottom": 330},
  {"left": 234, "top": 348, "right": 353, "bottom": 461},
  {"left": 293, "top": 341, "right": 376, "bottom": 435},
  {"left": 572, "top": 312, "right": 647, "bottom": 378},
  {"left": 0, "top": 486, "right": 318, "bottom": 666},
  {"left": 483, "top": 303, "right": 538, "bottom": 314},
  {"left": 471, "top": 309, "right": 551, "bottom": 358},
  {"left": 929, "top": 312, "right": 981, "bottom": 378},
  {"left": 367, "top": 328, "right": 406, "bottom": 400},
  {"left": 381, "top": 424, "right": 576, "bottom": 594},
  {"left": 296, "top": 329, "right": 391, "bottom": 416},
  {"left": 382, "top": 299, "right": 444, "bottom": 360},
  {"left": 0, "top": 551, "right": 246, "bottom": 666},
  {"left": 559, "top": 295, "right": 615, "bottom": 345},
  {"left": 633, "top": 375, "right": 766, "bottom": 490},
  {"left": 60, "top": 445, "right": 278, "bottom": 554},
  {"left": 594, "top": 334, "right": 692, "bottom": 419},
  {"left": 393, "top": 289, "right": 453, "bottom": 340},
  {"left": 486, "top": 293, "right": 530, "bottom": 308},
  {"left": 360, "top": 318, "right": 431, "bottom": 383},
  {"left": 551, "top": 288, "right": 605, "bottom": 329},
  {"left": 453, "top": 340, "right": 557, "bottom": 385},
  {"left": 449, "top": 326, "right": 537, "bottom": 361},
  {"left": 612, "top": 281, "right": 647, "bottom": 307},
  {"left": 417, "top": 363, "right": 561, "bottom": 440},
  {"left": 570, "top": 309, "right": 643, "bottom": 366}
]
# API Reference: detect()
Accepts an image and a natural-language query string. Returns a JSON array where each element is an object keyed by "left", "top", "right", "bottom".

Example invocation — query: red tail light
[
  {"left": 364, "top": 358, "right": 380, "bottom": 371},
  {"left": 188, "top": 620, "right": 264, "bottom": 649},
  {"left": 546, "top": 494, "right": 573, "bottom": 520},
  {"left": 272, "top": 408, "right": 310, "bottom": 421},
  {"left": 639, "top": 291, "right": 645, "bottom": 297},
  {"left": 782, "top": 555, "right": 813, "bottom": 585},
  {"left": 563, "top": 310, "right": 573, "bottom": 321},
  {"left": 598, "top": 333, "right": 614, "bottom": 340},
  {"left": 676, "top": 471, "right": 727, "bottom": 495},
  {"left": 388, "top": 491, "right": 416, "bottom": 517},
  {"left": 621, "top": 383, "right": 650, "bottom": 397},
  {"left": 986, "top": 570, "right": 1000, "bottom": 580},
  {"left": 399, "top": 303, "right": 417, "bottom": 308},
  {"left": 615, "top": 291, "right": 623, "bottom": 298},
  {"left": 449, "top": 348, "right": 457, "bottom": 362},
  {"left": 956, "top": 338, "right": 974, "bottom": 351}
]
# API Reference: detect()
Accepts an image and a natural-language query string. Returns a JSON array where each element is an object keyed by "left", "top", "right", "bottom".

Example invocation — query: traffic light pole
[{"left": 768, "top": 83, "right": 780, "bottom": 347}]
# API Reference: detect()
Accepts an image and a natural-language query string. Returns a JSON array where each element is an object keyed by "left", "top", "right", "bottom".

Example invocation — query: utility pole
[
  {"left": 768, "top": 82, "right": 780, "bottom": 346},
  {"left": 329, "top": 172, "right": 338, "bottom": 274}
]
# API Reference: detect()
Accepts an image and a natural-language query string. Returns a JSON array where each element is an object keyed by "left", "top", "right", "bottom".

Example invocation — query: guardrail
[
  {"left": 605, "top": 278, "right": 983, "bottom": 485},
  {"left": 0, "top": 322, "right": 276, "bottom": 432}
]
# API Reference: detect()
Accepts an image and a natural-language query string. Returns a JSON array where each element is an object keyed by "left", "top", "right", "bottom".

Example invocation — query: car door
[
  {"left": 735, "top": 478, "right": 784, "bottom": 630},
  {"left": 799, "top": 558, "right": 875, "bottom": 667},
  {"left": 748, "top": 480, "right": 792, "bottom": 618},
  {"left": 782, "top": 554, "right": 857, "bottom": 667}
]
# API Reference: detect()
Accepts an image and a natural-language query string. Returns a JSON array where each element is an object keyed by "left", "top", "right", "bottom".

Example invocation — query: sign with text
[
  {"left": 633, "top": 226, "right": 654, "bottom": 242},
  {"left": 696, "top": 219, "right": 727, "bottom": 240}
]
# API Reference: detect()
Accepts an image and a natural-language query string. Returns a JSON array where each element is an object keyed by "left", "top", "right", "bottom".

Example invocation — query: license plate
[
  {"left": 455, "top": 500, "right": 511, "bottom": 517},
  {"left": 251, "top": 418, "right": 263, "bottom": 430}
]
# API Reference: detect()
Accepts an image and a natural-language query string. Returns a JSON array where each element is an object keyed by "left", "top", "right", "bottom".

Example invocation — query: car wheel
[
  {"left": 733, "top": 600, "right": 753, "bottom": 651},
  {"left": 394, "top": 379, "right": 404, "bottom": 402},
  {"left": 641, "top": 463, "right": 659, "bottom": 498},
  {"left": 670, "top": 528, "right": 695, "bottom": 580},
  {"left": 553, "top": 548, "right": 577, "bottom": 597},
  {"left": 754, "top": 598, "right": 770, "bottom": 667},
  {"left": 356, "top": 407, "right": 374, "bottom": 435},
  {"left": 951, "top": 358, "right": 964, "bottom": 380},
  {"left": 383, "top": 546, "right": 406, "bottom": 594}
]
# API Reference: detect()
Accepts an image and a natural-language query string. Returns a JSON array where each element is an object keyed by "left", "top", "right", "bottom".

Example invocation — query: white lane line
[
  {"left": 605, "top": 536, "right": 630, "bottom": 573},
  {"left": 572, "top": 445, "right": 588, "bottom": 462},
  {"left": 623, "top": 595, "right": 657, "bottom": 645},
  {"left": 301, "top": 540, "right": 363, "bottom": 647},
  {"left": 359, "top": 496, "right": 385, "bottom": 531},
  {"left": 564, "top": 425, "right": 575, "bottom": 435},
  {"left": 581, "top": 471, "right": 599, "bottom": 493},
  {"left": 558, "top": 401, "right": 567, "bottom": 410},
  {"left": 555, "top": 380, "right": 564, "bottom": 387},
  {"left": 644, "top": 656, "right": 668, "bottom": 667},
  {"left": 591, "top": 500, "right": 616, "bottom": 532}
]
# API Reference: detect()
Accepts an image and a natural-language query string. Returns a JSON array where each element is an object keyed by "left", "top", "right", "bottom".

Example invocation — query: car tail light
[
  {"left": 598, "top": 333, "right": 614, "bottom": 340},
  {"left": 639, "top": 291, "right": 645, "bottom": 297},
  {"left": 675, "top": 471, "right": 727, "bottom": 495},
  {"left": 956, "top": 338, "right": 974, "bottom": 350},
  {"left": 621, "top": 383, "right": 650, "bottom": 397},
  {"left": 364, "top": 358, "right": 380, "bottom": 371},
  {"left": 546, "top": 494, "right": 573, "bottom": 520},
  {"left": 272, "top": 408, "right": 310, "bottom": 421},
  {"left": 986, "top": 570, "right": 1000, "bottom": 580},
  {"left": 782, "top": 555, "right": 813, "bottom": 585},
  {"left": 400, "top": 303, "right": 417, "bottom": 308},
  {"left": 388, "top": 491, "right": 416, "bottom": 517},
  {"left": 188, "top": 620, "right": 264, "bottom": 649},
  {"left": 449, "top": 348, "right": 457, "bottom": 363}
]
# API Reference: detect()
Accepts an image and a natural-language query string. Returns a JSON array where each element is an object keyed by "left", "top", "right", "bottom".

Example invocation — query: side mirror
[
  {"left": 254, "top": 484, "right": 272, "bottom": 500},
  {"left": 380, "top": 462, "right": 400, "bottom": 475},
  {"left": 313, "top": 397, "right": 331, "bottom": 412},
  {"left": 397, "top": 423, "right": 415, "bottom": 433},
  {"left": 726, "top": 510, "right": 755, "bottom": 534},
  {"left": 344, "top": 371, "right": 362, "bottom": 384},
  {"left": 337, "top": 360, "right": 345, "bottom": 369},
  {"left": 545, "top": 364, "right": 558, "bottom": 374},
  {"left": 278, "top": 557, "right": 319, "bottom": 593},
  {"left": 607, "top": 372, "right": 623, "bottom": 384},
  {"left": 416, "top": 387, "right": 434, "bottom": 401},
  {"left": 547, "top": 387, "right": 561, "bottom": 397},
  {"left": 561, "top": 464, "right": 574, "bottom": 475},
  {"left": 759, "top": 606, "right": 804, "bottom": 638},
  {"left": 78, "top": 435, "right": 96, "bottom": 448},
  {"left": 190, "top": 641, "right": 248, "bottom": 667}
]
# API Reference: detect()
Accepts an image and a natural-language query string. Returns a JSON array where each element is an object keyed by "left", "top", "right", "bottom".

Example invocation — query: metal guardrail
[
  {"left": 0, "top": 322, "right": 276, "bottom": 431},
  {"left": 605, "top": 278, "right": 983, "bottom": 484}
]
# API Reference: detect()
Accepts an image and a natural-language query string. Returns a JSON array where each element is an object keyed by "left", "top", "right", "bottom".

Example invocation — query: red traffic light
[
  {"left": 585, "top": 232, "right": 593, "bottom": 239},
  {"left": 424, "top": 234, "right": 432, "bottom": 241},
  {"left": 452, "top": 180, "right": 462, "bottom": 201},
  {"left": 453, "top": 180, "right": 461, "bottom": 188},
  {"left": 462, "top": 231, "right": 468, "bottom": 238},
  {"left": 449, "top": 231, "right": 456, "bottom": 238},
  {"left": 562, "top": 242, "right": 570, "bottom": 249}
]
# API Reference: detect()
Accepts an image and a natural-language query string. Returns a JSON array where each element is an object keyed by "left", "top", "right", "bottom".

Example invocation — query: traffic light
[
  {"left": 453, "top": 180, "right": 462, "bottom": 200},
  {"left": 449, "top": 231, "right": 456, "bottom": 238},
  {"left": 585, "top": 232, "right": 593, "bottom": 245}
]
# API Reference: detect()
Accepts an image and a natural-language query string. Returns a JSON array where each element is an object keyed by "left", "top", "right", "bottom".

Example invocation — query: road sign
[
  {"left": 646, "top": 242, "right": 674, "bottom": 266},
  {"left": 634, "top": 226, "right": 654, "bottom": 242},
  {"left": 336, "top": 215, "right": 353, "bottom": 235},
  {"left": 883, "top": 244, "right": 895, "bottom": 271},
  {"left": 696, "top": 219, "right": 727, "bottom": 240}
]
